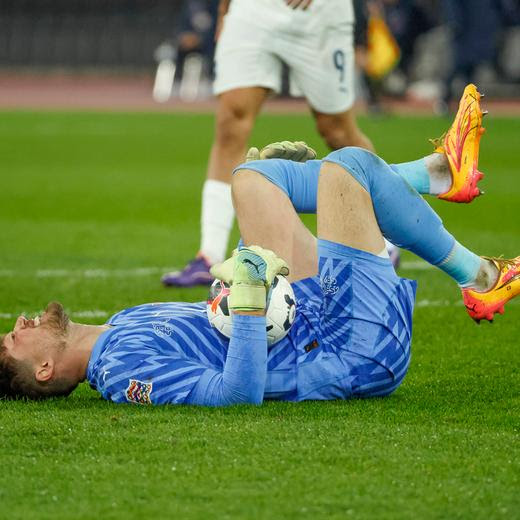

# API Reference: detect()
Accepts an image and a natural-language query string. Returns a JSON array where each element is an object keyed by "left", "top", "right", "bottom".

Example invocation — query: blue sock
[
  {"left": 438, "top": 243, "right": 482, "bottom": 287},
  {"left": 389, "top": 159, "right": 430, "bottom": 194},
  {"left": 323, "top": 148, "right": 481, "bottom": 286}
]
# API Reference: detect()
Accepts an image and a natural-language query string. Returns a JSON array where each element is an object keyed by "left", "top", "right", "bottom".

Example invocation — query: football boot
[
  {"left": 162, "top": 256, "right": 214, "bottom": 287},
  {"left": 430, "top": 83, "right": 486, "bottom": 203},
  {"left": 462, "top": 256, "right": 520, "bottom": 322}
]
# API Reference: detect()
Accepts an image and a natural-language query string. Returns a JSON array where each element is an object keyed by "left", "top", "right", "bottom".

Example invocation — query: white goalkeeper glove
[
  {"left": 210, "top": 246, "right": 290, "bottom": 312},
  {"left": 246, "top": 141, "right": 317, "bottom": 163}
]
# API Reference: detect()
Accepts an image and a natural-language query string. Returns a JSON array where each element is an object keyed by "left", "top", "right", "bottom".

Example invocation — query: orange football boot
[
  {"left": 462, "top": 256, "right": 520, "bottom": 322},
  {"left": 431, "top": 83, "right": 486, "bottom": 203}
]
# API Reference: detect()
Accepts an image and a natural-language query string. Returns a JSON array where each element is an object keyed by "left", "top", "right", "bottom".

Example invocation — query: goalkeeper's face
[
  {"left": 0, "top": 302, "right": 79, "bottom": 400},
  {"left": 1, "top": 302, "right": 69, "bottom": 366}
]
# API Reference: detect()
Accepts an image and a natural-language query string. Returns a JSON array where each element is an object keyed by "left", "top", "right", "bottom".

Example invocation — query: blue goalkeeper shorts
[
  {"left": 291, "top": 240, "right": 417, "bottom": 400},
  {"left": 235, "top": 158, "right": 321, "bottom": 213}
]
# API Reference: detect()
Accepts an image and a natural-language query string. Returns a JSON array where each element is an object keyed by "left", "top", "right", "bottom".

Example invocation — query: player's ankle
[
  {"left": 196, "top": 251, "right": 215, "bottom": 266},
  {"left": 463, "top": 259, "right": 499, "bottom": 292},
  {"left": 425, "top": 153, "right": 451, "bottom": 195}
]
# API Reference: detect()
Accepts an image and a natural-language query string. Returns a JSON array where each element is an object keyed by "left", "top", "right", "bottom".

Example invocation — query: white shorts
[{"left": 213, "top": 2, "right": 355, "bottom": 114}]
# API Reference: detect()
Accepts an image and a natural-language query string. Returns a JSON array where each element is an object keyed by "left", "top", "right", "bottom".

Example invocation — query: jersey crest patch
[
  {"left": 152, "top": 321, "right": 175, "bottom": 338},
  {"left": 126, "top": 379, "right": 153, "bottom": 405}
]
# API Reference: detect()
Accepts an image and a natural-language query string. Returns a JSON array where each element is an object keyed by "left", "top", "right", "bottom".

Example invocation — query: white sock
[
  {"left": 378, "top": 238, "right": 392, "bottom": 258},
  {"left": 200, "top": 179, "right": 235, "bottom": 265},
  {"left": 429, "top": 174, "right": 452, "bottom": 196}
]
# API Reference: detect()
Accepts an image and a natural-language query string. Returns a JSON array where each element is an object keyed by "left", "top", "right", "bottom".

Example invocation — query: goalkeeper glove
[
  {"left": 210, "top": 246, "right": 289, "bottom": 312},
  {"left": 246, "top": 141, "right": 317, "bottom": 162}
]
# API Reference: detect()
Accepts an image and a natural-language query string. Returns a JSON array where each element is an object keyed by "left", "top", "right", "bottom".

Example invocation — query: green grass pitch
[{"left": 0, "top": 110, "right": 519, "bottom": 519}]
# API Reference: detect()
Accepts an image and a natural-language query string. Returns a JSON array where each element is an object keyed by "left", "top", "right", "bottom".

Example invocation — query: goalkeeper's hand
[
  {"left": 210, "top": 246, "right": 290, "bottom": 312},
  {"left": 246, "top": 141, "right": 317, "bottom": 163}
]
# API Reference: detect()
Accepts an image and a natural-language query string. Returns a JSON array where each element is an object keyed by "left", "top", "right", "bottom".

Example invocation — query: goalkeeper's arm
[
  {"left": 187, "top": 312, "right": 268, "bottom": 406},
  {"left": 187, "top": 247, "right": 289, "bottom": 406}
]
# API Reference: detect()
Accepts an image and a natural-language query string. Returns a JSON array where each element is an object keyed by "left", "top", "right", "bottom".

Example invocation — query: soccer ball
[{"left": 207, "top": 275, "right": 297, "bottom": 346}]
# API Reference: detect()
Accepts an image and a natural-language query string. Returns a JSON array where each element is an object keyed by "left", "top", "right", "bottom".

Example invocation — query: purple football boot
[{"left": 161, "top": 256, "right": 214, "bottom": 287}]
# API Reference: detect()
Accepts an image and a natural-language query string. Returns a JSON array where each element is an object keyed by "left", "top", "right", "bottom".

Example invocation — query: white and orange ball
[{"left": 207, "top": 275, "right": 296, "bottom": 346}]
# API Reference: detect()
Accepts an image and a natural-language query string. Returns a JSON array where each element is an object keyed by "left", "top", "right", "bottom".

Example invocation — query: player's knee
[
  {"left": 315, "top": 117, "right": 350, "bottom": 149},
  {"left": 232, "top": 169, "right": 279, "bottom": 208},
  {"left": 315, "top": 114, "right": 372, "bottom": 150},
  {"left": 323, "top": 147, "right": 377, "bottom": 193},
  {"left": 215, "top": 100, "right": 256, "bottom": 148},
  {"left": 325, "top": 146, "right": 374, "bottom": 170},
  {"left": 317, "top": 124, "right": 348, "bottom": 150},
  {"left": 231, "top": 169, "right": 257, "bottom": 207}
]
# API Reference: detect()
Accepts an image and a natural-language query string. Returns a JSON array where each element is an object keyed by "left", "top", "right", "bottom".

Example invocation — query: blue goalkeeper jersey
[
  {"left": 86, "top": 278, "right": 325, "bottom": 405},
  {"left": 87, "top": 262, "right": 414, "bottom": 406}
]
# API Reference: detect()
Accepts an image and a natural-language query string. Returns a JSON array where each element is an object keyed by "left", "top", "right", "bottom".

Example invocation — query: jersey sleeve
[
  {"left": 94, "top": 348, "right": 208, "bottom": 405},
  {"left": 186, "top": 314, "right": 268, "bottom": 406}
]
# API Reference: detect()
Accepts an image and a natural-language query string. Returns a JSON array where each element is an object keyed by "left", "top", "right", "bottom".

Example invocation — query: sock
[
  {"left": 468, "top": 258, "right": 498, "bottom": 292},
  {"left": 390, "top": 159, "right": 430, "bottom": 194},
  {"left": 324, "top": 148, "right": 482, "bottom": 287},
  {"left": 390, "top": 157, "right": 452, "bottom": 196},
  {"left": 200, "top": 179, "right": 235, "bottom": 265},
  {"left": 378, "top": 246, "right": 390, "bottom": 258},
  {"left": 438, "top": 242, "right": 482, "bottom": 287},
  {"left": 429, "top": 171, "right": 452, "bottom": 196}
]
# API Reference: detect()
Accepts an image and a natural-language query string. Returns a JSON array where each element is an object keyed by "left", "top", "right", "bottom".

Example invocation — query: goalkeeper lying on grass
[{"left": 1, "top": 84, "right": 518, "bottom": 406}]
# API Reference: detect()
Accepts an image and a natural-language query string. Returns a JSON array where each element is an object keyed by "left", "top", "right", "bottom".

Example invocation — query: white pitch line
[
  {"left": 0, "top": 261, "right": 432, "bottom": 279},
  {"left": 400, "top": 261, "right": 433, "bottom": 270},
  {"left": 71, "top": 310, "right": 111, "bottom": 318},
  {"left": 0, "top": 300, "right": 470, "bottom": 321},
  {"left": 415, "top": 299, "right": 456, "bottom": 308},
  {"left": 0, "top": 267, "right": 176, "bottom": 279},
  {"left": 36, "top": 266, "right": 173, "bottom": 278},
  {"left": 0, "top": 310, "right": 110, "bottom": 320},
  {"left": 1, "top": 298, "right": 517, "bottom": 322}
]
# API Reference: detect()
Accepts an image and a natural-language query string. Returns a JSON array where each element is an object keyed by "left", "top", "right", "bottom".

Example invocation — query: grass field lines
[
  {"left": 0, "top": 260, "right": 434, "bottom": 280},
  {"left": 1, "top": 261, "right": 518, "bottom": 322}
]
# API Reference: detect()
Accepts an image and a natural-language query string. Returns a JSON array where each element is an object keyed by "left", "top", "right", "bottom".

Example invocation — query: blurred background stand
[
  {"left": 0, "top": 0, "right": 518, "bottom": 111},
  {"left": 152, "top": 0, "right": 216, "bottom": 103},
  {"left": 153, "top": 42, "right": 177, "bottom": 103}
]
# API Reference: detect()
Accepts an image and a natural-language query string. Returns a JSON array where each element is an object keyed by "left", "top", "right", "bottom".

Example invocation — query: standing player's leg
[
  {"left": 312, "top": 108, "right": 374, "bottom": 152},
  {"left": 286, "top": 19, "right": 400, "bottom": 267},
  {"left": 200, "top": 87, "right": 269, "bottom": 260},
  {"left": 162, "top": 7, "right": 285, "bottom": 287},
  {"left": 161, "top": 87, "right": 269, "bottom": 288},
  {"left": 284, "top": 14, "right": 373, "bottom": 152}
]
